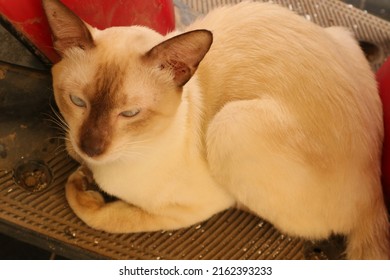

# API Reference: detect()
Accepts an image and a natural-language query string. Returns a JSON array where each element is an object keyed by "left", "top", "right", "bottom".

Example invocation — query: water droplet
[
  {"left": 347, "top": 4, "right": 353, "bottom": 8},
  {"left": 353, "top": 24, "right": 358, "bottom": 29},
  {"left": 156, "top": 256, "right": 161, "bottom": 260},
  {"left": 243, "top": 248, "right": 248, "bottom": 252},
  {"left": 258, "top": 222, "right": 264, "bottom": 227},
  {"left": 94, "top": 238, "right": 99, "bottom": 244},
  {"left": 64, "top": 227, "right": 76, "bottom": 238},
  {"left": 195, "top": 224, "right": 202, "bottom": 230},
  {"left": 7, "top": 188, "right": 13, "bottom": 193},
  {"left": 288, "top": 4, "right": 293, "bottom": 10},
  {"left": 305, "top": 14, "right": 311, "bottom": 21}
]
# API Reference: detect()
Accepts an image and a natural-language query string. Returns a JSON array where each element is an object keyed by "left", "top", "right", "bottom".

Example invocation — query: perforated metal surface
[{"left": 1, "top": 0, "right": 389, "bottom": 259}]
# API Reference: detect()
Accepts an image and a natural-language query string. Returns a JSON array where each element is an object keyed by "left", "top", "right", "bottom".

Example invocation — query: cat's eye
[
  {"left": 70, "top": 95, "right": 87, "bottom": 108},
  {"left": 120, "top": 108, "right": 141, "bottom": 118}
]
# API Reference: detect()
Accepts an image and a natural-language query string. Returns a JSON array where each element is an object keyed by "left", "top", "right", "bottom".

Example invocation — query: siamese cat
[{"left": 42, "top": 0, "right": 389, "bottom": 259}]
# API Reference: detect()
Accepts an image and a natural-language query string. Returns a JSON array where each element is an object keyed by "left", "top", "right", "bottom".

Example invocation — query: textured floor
[{"left": 342, "top": 0, "right": 390, "bottom": 21}]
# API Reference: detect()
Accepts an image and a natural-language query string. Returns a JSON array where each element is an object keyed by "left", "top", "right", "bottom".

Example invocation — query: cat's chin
[
  {"left": 72, "top": 149, "right": 123, "bottom": 166},
  {"left": 80, "top": 154, "right": 122, "bottom": 166},
  {"left": 66, "top": 139, "right": 121, "bottom": 166}
]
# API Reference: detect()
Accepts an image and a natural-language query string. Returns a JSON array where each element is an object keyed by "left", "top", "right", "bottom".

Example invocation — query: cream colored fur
[{"left": 43, "top": 0, "right": 389, "bottom": 259}]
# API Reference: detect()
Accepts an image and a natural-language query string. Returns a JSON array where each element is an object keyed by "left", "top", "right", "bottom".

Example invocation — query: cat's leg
[
  {"left": 65, "top": 166, "right": 224, "bottom": 233},
  {"left": 206, "top": 98, "right": 389, "bottom": 259}
]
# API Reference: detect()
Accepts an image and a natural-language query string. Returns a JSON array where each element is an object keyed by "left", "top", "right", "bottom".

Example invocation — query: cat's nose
[{"left": 80, "top": 138, "right": 106, "bottom": 158}]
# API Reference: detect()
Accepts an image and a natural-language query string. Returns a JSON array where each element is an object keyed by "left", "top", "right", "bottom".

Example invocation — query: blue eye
[
  {"left": 120, "top": 108, "right": 141, "bottom": 118},
  {"left": 70, "top": 95, "right": 86, "bottom": 107}
]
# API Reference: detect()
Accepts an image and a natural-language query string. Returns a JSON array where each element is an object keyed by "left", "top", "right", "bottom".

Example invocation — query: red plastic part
[
  {"left": 0, "top": 0, "right": 175, "bottom": 63},
  {"left": 377, "top": 56, "right": 390, "bottom": 210}
]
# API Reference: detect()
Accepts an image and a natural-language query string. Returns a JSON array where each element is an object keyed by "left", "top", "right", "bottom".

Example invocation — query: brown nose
[
  {"left": 80, "top": 138, "right": 106, "bottom": 157},
  {"left": 80, "top": 139, "right": 106, "bottom": 157},
  {"left": 79, "top": 108, "right": 111, "bottom": 158},
  {"left": 80, "top": 130, "right": 108, "bottom": 158}
]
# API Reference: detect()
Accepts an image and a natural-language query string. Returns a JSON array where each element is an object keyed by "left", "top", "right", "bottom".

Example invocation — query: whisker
[
  {"left": 43, "top": 134, "right": 71, "bottom": 156},
  {"left": 52, "top": 144, "right": 69, "bottom": 156},
  {"left": 112, "top": 140, "right": 155, "bottom": 162},
  {"left": 43, "top": 115, "right": 68, "bottom": 131},
  {"left": 44, "top": 105, "right": 69, "bottom": 131}
]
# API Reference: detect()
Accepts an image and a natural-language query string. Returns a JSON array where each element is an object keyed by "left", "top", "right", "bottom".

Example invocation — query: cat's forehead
[
  {"left": 54, "top": 26, "right": 167, "bottom": 104},
  {"left": 94, "top": 26, "right": 164, "bottom": 55},
  {"left": 86, "top": 60, "right": 125, "bottom": 103},
  {"left": 81, "top": 59, "right": 153, "bottom": 110},
  {"left": 86, "top": 61, "right": 151, "bottom": 106}
]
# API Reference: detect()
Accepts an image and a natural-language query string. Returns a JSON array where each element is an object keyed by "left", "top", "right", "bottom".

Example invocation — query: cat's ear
[
  {"left": 42, "top": 0, "right": 95, "bottom": 56},
  {"left": 145, "top": 30, "right": 213, "bottom": 87}
]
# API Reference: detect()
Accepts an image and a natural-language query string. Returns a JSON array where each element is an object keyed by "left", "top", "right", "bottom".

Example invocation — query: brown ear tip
[
  {"left": 198, "top": 29, "right": 213, "bottom": 40},
  {"left": 41, "top": 0, "right": 48, "bottom": 8},
  {"left": 42, "top": 0, "right": 53, "bottom": 8},
  {"left": 193, "top": 29, "right": 213, "bottom": 48},
  {"left": 42, "top": 0, "right": 59, "bottom": 13}
]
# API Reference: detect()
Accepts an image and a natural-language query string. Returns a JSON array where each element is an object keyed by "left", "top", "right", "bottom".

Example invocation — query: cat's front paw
[{"left": 66, "top": 166, "right": 105, "bottom": 213}]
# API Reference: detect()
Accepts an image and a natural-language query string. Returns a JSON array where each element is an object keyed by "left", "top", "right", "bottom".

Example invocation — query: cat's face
[
  {"left": 43, "top": 0, "right": 212, "bottom": 164},
  {"left": 52, "top": 27, "right": 182, "bottom": 164}
]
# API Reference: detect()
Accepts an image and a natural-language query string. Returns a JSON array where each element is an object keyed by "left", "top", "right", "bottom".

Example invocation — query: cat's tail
[{"left": 346, "top": 194, "right": 390, "bottom": 259}]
